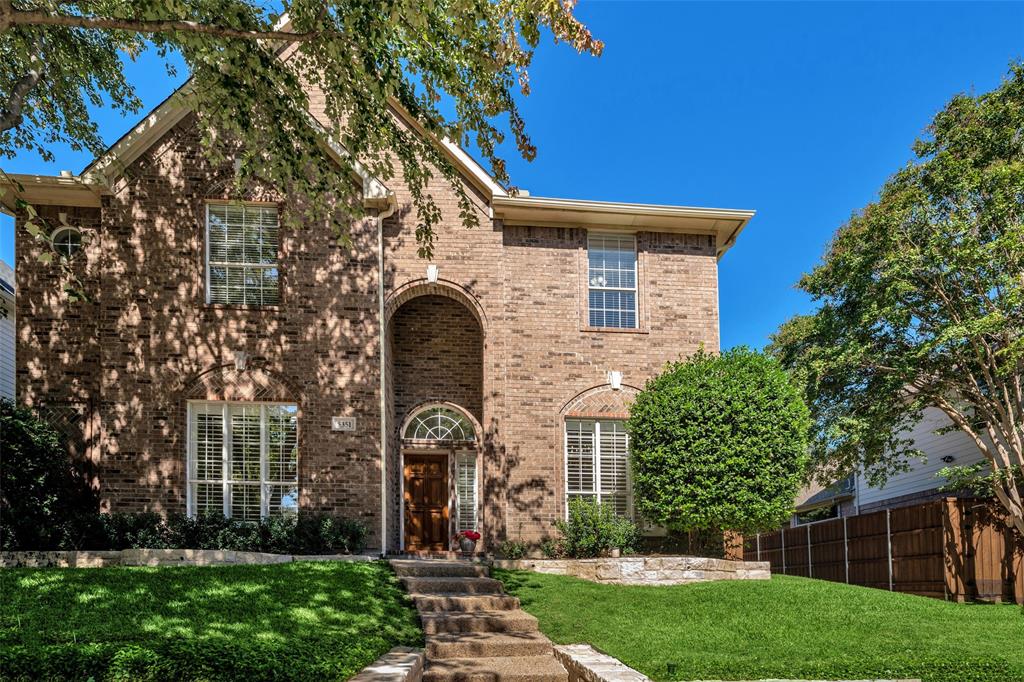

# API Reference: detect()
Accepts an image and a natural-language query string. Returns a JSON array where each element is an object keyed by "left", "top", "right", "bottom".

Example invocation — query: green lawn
[
  {"left": 493, "top": 569, "right": 1024, "bottom": 682},
  {"left": 0, "top": 561, "right": 422, "bottom": 681}
]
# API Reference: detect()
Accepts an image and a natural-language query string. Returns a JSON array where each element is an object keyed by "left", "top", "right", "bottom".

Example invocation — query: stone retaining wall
[
  {"left": 1, "top": 549, "right": 375, "bottom": 569},
  {"left": 491, "top": 555, "right": 769, "bottom": 586}
]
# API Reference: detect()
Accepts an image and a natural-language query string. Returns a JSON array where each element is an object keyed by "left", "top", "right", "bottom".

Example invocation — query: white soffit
[{"left": 491, "top": 195, "right": 755, "bottom": 259}]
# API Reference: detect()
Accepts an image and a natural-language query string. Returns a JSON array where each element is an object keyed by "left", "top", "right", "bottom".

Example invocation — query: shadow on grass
[{"left": 0, "top": 561, "right": 422, "bottom": 681}]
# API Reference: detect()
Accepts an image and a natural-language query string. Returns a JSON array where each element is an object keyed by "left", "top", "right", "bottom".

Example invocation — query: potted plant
[{"left": 456, "top": 530, "right": 481, "bottom": 556}]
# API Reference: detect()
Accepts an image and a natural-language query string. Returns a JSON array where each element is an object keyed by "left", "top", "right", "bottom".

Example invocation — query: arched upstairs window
[{"left": 403, "top": 405, "right": 476, "bottom": 443}]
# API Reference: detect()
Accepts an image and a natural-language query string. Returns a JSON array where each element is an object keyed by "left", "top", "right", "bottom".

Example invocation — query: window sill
[
  {"left": 581, "top": 325, "right": 649, "bottom": 335},
  {"left": 202, "top": 303, "right": 282, "bottom": 312}
]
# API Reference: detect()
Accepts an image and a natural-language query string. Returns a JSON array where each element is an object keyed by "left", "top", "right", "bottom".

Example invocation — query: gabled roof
[{"left": 80, "top": 80, "right": 390, "bottom": 207}]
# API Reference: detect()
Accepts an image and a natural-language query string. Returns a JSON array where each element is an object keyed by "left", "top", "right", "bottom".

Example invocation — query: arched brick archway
[
  {"left": 560, "top": 383, "right": 641, "bottom": 419},
  {"left": 387, "top": 282, "right": 485, "bottom": 552},
  {"left": 385, "top": 279, "right": 487, "bottom": 330},
  {"left": 181, "top": 361, "right": 299, "bottom": 403}
]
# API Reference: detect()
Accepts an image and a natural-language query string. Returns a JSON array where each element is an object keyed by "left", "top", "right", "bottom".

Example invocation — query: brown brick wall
[
  {"left": 16, "top": 110, "right": 721, "bottom": 551},
  {"left": 390, "top": 294, "right": 483, "bottom": 425}
]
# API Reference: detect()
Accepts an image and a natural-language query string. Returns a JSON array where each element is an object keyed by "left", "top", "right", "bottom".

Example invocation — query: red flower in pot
[{"left": 456, "top": 530, "right": 481, "bottom": 554}]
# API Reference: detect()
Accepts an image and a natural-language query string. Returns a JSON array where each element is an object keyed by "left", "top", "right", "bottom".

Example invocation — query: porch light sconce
[
  {"left": 941, "top": 455, "right": 956, "bottom": 464},
  {"left": 426, "top": 264, "right": 439, "bottom": 283},
  {"left": 608, "top": 370, "right": 623, "bottom": 390},
  {"left": 234, "top": 351, "right": 249, "bottom": 372}
]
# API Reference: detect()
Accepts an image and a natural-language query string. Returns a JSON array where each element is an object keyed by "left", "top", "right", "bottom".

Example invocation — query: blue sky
[{"left": 1, "top": 1, "right": 1021, "bottom": 349}]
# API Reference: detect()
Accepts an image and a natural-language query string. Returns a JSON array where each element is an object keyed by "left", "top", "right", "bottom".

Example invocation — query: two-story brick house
[{"left": 3, "top": 78, "right": 754, "bottom": 554}]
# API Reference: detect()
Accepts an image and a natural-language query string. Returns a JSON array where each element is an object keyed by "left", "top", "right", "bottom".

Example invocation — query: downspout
[{"left": 376, "top": 193, "right": 397, "bottom": 557}]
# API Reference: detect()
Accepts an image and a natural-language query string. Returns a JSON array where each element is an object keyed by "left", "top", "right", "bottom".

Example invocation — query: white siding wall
[
  {"left": 0, "top": 290, "right": 13, "bottom": 400},
  {"left": 855, "top": 406, "right": 987, "bottom": 509}
]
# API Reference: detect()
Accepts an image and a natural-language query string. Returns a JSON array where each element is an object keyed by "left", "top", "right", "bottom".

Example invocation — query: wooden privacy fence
[{"left": 743, "top": 497, "right": 1024, "bottom": 604}]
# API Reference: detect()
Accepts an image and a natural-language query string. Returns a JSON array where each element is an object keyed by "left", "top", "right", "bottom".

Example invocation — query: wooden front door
[{"left": 404, "top": 453, "right": 449, "bottom": 551}]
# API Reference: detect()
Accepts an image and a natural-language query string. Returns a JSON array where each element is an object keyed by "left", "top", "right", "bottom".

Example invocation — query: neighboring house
[
  {"left": 1, "top": 65, "right": 755, "bottom": 557},
  {"left": 791, "top": 406, "right": 988, "bottom": 525},
  {"left": 0, "top": 259, "right": 14, "bottom": 400}
]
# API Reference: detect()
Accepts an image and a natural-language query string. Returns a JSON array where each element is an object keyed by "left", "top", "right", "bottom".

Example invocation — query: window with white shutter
[
  {"left": 455, "top": 452, "right": 477, "bottom": 531},
  {"left": 206, "top": 203, "right": 280, "bottom": 305},
  {"left": 587, "top": 233, "right": 637, "bottom": 329},
  {"left": 565, "top": 419, "right": 632, "bottom": 518},
  {"left": 187, "top": 401, "right": 298, "bottom": 519}
]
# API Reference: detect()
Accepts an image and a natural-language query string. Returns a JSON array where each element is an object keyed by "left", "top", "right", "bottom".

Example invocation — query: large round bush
[{"left": 627, "top": 347, "right": 810, "bottom": 533}]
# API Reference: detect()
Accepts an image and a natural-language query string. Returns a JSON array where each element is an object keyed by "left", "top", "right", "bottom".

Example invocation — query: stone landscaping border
[
  {"left": 555, "top": 644, "right": 649, "bottom": 682},
  {"left": 491, "top": 555, "right": 769, "bottom": 586},
  {"left": 349, "top": 646, "right": 424, "bottom": 682},
  {"left": 1, "top": 549, "right": 375, "bottom": 568}
]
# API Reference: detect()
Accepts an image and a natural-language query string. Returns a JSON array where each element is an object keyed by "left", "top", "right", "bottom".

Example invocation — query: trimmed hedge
[{"left": 34, "top": 510, "right": 369, "bottom": 555}]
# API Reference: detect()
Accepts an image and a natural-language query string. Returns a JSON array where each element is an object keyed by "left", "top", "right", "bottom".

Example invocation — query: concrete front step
[
  {"left": 423, "top": 655, "right": 568, "bottom": 682},
  {"left": 392, "top": 560, "right": 490, "bottom": 578},
  {"left": 414, "top": 593, "right": 521, "bottom": 613},
  {"left": 420, "top": 610, "right": 539, "bottom": 635},
  {"left": 401, "top": 576, "right": 505, "bottom": 595},
  {"left": 426, "top": 632, "right": 553, "bottom": 659}
]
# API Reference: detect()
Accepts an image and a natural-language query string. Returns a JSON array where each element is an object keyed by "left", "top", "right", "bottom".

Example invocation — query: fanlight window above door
[{"left": 404, "top": 406, "right": 476, "bottom": 442}]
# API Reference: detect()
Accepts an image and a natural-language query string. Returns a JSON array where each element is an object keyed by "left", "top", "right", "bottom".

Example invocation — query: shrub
[
  {"left": 552, "top": 498, "right": 640, "bottom": 558},
  {"left": 0, "top": 399, "right": 98, "bottom": 550},
  {"left": 628, "top": 347, "right": 810, "bottom": 534},
  {"left": 539, "top": 538, "right": 563, "bottom": 559},
  {"left": 498, "top": 539, "right": 528, "bottom": 560}
]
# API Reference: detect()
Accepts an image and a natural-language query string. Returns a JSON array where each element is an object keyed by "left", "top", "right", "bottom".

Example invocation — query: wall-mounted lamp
[
  {"left": 608, "top": 370, "right": 623, "bottom": 390},
  {"left": 426, "top": 264, "right": 439, "bottom": 283},
  {"left": 940, "top": 455, "right": 956, "bottom": 464},
  {"left": 234, "top": 351, "right": 249, "bottom": 372}
]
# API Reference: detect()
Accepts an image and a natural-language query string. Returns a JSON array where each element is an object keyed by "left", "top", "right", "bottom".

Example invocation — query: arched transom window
[{"left": 404, "top": 406, "right": 476, "bottom": 442}]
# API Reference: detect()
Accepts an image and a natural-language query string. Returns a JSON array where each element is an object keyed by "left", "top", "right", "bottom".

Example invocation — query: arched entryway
[
  {"left": 387, "top": 288, "right": 485, "bottom": 552},
  {"left": 399, "top": 403, "right": 481, "bottom": 551}
]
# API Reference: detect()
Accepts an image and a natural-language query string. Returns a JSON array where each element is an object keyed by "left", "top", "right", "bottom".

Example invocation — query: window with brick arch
[
  {"left": 587, "top": 232, "right": 637, "bottom": 329},
  {"left": 206, "top": 203, "right": 280, "bottom": 305},
  {"left": 564, "top": 419, "right": 632, "bottom": 518},
  {"left": 187, "top": 402, "right": 298, "bottom": 520}
]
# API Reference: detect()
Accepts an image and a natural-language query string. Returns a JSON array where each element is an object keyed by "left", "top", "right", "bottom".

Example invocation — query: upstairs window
[
  {"left": 587, "top": 233, "right": 637, "bottom": 328},
  {"left": 565, "top": 419, "right": 632, "bottom": 518},
  {"left": 188, "top": 402, "right": 298, "bottom": 520},
  {"left": 206, "top": 203, "right": 280, "bottom": 305}
]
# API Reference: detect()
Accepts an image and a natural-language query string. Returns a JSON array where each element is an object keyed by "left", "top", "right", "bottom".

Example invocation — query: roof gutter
[{"left": 376, "top": 191, "right": 397, "bottom": 557}]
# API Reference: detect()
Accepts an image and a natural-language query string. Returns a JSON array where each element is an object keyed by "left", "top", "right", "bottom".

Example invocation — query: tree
[
  {"left": 627, "top": 348, "right": 810, "bottom": 534},
  {"left": 0, "top": 0, "right": 601, "bottom": 256},
  {"left": 0, "top": 399, "right": 97, "bottom": 549},
  {"left": 769, "top": 64, "right": 1024, "bottom": 534}
]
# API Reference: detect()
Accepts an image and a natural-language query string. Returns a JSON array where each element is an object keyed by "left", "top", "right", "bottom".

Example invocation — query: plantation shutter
[
  {"left": 598, "top": 420, "right": 630, "bottom": 517},
  {"left": 230, "top": 405, "right": 263, "bottom": 521},
  {"left": 565, "top": 419, "right": 596, "bottom": 501},
  {"left": 188, "top": 402, "right": 298, "bottom": 520},
  {"left": 456, "top": 453, "right": 477, "bottom": 531},
  {"left": 207, "top": 204, "right": 280, "bottom": 305},
  {"left": 191, "top": 404, "right": 225, "bottom": 515}
]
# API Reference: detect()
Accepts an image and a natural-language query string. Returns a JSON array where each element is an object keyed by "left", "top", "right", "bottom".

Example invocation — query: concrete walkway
[{"left": 391, "top": 559, "right": 568, "bottom": 682}]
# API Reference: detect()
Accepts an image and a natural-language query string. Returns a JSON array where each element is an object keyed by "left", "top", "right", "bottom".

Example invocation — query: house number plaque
[{"left": 331, "top": 416, "right": 357, "bottom": 432}]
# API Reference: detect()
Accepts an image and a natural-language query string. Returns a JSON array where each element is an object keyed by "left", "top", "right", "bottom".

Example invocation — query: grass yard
[
  {"left": 0, "top": 561, "right": 422, "bottom": 681},
  {"left": 493, "top": 569, "right": 1024, "bottom": 682}
]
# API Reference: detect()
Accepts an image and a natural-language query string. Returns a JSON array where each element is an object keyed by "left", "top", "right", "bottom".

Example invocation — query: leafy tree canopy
[
  {"left": 769, "top": 64, "right": 1024, "bottom": 534},
  {"left": 0, "top": 0, "right": 601, "bottom": 256},
  {"left": 627, "top": 347, "right": 810, "bottom": 534}
]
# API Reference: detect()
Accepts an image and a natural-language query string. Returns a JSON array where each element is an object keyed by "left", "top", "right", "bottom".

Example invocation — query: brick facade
[{"left": 15, "top": 109, "right": 733, "bottom": 552}]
